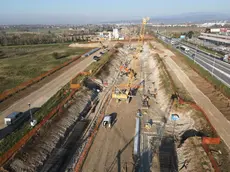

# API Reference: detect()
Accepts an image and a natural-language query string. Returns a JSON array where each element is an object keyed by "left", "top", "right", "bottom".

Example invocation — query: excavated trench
[
  {"left": 139, "top": 44, "right": 216, "bottom": 171},
  {"left": 4, "top": 46, "right": 127, "bottom": 172}
]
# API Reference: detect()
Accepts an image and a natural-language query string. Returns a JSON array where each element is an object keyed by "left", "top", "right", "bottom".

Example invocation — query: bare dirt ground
[
  {"left": 82, "top": 45, "right": 139, "bottom": 172},
  {"left": 0, "top": 50, "right": 102, "bottom": 129},
  {"left": 7, "top": 89, "right": 91, "bottom": 172},
  {"left": 69, "top": 43, "right": 101, "bottom": 48},
  {"left": 2, "top": 44, "right": 127, "bottom": 172},
  {"left": 81, "top": 43, "right": 218, "bottom": 172},
  {"left": 150, "top": 40, "right": 230, "bottom": 171},
  {"left": 138, "top": 44, "right": 214, "bottom": 172},
  {"left": 82, "top": 99, "right": 137, "bottom": 172}
]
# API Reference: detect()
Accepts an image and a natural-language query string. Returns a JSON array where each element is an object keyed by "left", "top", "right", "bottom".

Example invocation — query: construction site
[{"left": 1, "top": 18, "right": 230, "bottom": 172}]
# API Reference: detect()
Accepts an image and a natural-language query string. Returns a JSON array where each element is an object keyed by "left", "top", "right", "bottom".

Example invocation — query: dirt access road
[
  {"left": 152, "top": 41, "right": 230, "bottom": 149},
  {"left": 0, "top": 50, "right": 102, "bottom": 129},
  {"left": 82, "top": 99, "right": 137, "bottom": 172}
]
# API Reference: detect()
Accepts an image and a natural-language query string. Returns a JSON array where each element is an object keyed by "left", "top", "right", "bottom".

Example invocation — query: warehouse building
[{"left": 199, "top": 33, "right": 230, "bottom": 46}]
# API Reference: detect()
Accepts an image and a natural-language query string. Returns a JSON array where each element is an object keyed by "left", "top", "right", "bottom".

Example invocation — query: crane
[{"left": 112, "top": 17, "right": 149, "bottom": 103}]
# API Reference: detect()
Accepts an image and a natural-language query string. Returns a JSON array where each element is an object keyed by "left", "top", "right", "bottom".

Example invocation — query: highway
[
  {"left": 157, "top": 34, "right": 230, "bottom": 87},
  {"left": 0, "top": 49, "right": 103, "bottom": 129}
]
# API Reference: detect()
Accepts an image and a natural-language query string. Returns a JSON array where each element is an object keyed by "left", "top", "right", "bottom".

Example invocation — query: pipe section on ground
[{"left": 134, "top": 117, "right": 140, "bottom": 156}]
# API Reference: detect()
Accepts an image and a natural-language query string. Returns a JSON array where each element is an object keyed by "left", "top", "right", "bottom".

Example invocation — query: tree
[{"left": 187, "top": 31, "right": 194, "bottom": 39}]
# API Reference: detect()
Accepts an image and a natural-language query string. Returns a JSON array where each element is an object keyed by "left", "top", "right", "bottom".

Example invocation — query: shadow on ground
[{"left": 159, "top": 136, "right": 178, "bottom": 172}]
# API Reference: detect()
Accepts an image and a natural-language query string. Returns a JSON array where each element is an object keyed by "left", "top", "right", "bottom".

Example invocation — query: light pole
[
  {"left": 28, "top": 103, "right": 32, "bottom": 121},
  {"left": 194, "top": 45, "right": 198, "bottom": 63},
  {"left": 212, "top": 54, "right": 216, "bottom": 76}
]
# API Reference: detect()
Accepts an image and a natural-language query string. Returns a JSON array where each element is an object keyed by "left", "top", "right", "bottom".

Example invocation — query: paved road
[
  {"left": 0, "top": 51, "right": 101, "bottom": 129},
  {"left": 180, "top": 48, "right": 230, "bottom": 87},
  {"left": 157, "top": 34, "right": 230, "bottom": 87},
  {"left": 160, "top": 43, "right": 230, "bottom": 150}
]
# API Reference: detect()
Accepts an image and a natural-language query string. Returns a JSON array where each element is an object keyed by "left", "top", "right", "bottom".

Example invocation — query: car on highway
[{"left": 93, "top": 56, "right": 100, "bottom": 61}]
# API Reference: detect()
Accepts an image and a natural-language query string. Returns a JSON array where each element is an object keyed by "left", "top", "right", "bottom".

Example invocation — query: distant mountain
[
  {"left": 104, "top": 12, "right": 230, "bottom": 24},
  {"left": 150, "top": 12, "right": 230, "bottom": 24}
]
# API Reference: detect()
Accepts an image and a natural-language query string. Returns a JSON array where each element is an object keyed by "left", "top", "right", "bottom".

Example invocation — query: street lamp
[
  {"left": 194, "top": 45, "right": 198, "bottom": 63},
  {"left": 212, "top": 54, "right": 216, "bottom": 76},
  {"left": 28, "top": 103, "right": 32, "bottom": 121}
]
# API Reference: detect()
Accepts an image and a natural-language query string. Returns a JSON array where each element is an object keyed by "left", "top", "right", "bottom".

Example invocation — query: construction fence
[
  {"left": 0, "top": 85, "right": 80, "bottom": 167},
  {"left": 150, "top": 42, "right": 221, "bottom": 172},
  {"left": 74, "top": 94, "right": 111, "bottom": 172},
  {"left": 0, "top": 53, "right": 86, "bottom": 102},
  {"left": 0, "top": 46, "right": 119, "bottom": 168}
]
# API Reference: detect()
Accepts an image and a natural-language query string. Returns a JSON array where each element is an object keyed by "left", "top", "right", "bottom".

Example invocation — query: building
[
  {"left": 199, "top": 33, "right": 230, "bottom": 46},
  {"left": 113, "top": 29, "right": 119, "bottom": 39}
]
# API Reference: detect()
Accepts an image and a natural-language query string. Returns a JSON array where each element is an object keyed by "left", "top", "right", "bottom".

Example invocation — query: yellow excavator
[{"left": 112, "top": 17, "right": 149, "bottom": 103}]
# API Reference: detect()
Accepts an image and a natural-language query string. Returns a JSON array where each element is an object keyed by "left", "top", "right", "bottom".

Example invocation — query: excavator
[{"left": 112, "top": 17, "right": 150, "bottom": 103}]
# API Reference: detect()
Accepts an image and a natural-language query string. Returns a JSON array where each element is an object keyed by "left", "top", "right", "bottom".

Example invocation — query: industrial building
[{"left": 198, "top": 32, "right": 230, "bottom": 46}]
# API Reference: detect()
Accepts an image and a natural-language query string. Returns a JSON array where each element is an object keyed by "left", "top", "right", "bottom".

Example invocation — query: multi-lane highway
[{"left": 157, "top": 34, "right": 230, "bottom": 87}]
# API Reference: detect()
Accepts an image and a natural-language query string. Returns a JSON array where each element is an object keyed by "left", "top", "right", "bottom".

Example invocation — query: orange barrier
[
  {"left": 179, "top": 98, "right": 221, "bottom": 172},
  {"left": 0, "top": 88, "right": 80, "bottom": 166},
  {"left": 0, "top": 55, "right": 83, "bottom": 102},
  {"left": 0, "top": 47, "right": 98, "bottom": 103},
  {"left": 202, "top": 143, "right": 221, "bottom": 172},
  {"left": 74, "top": 95, "right": 111, "bottom": 172},
  {"left": 151, "top": 44, "right": 221, "bottom": 172},
  {"left": 202, "top": 137, "right": 221, "bottom": 145}
]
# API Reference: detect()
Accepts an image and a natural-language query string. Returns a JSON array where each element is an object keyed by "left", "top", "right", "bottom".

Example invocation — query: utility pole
[
  {"left": 194, "top": 45, "right": 198, "bottom": 63},
  {"left": 212, "top": 53, "right": 216, "bottom": 76},
  {"left": 28, "top": 103, "right": 32, "bottom": 121}
]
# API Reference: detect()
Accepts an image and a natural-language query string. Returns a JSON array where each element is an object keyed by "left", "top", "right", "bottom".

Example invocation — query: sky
[{"left": 0, "top": 0, "right": 230, "bottom": 24}]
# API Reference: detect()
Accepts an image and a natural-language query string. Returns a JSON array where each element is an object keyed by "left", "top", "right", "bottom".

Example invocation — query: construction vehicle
[
  {"left": 112, "top": 17, "right": 149, "bottom": 103},
  {"left": 103, "top": 115, "right": 112, "bottom": 128}
]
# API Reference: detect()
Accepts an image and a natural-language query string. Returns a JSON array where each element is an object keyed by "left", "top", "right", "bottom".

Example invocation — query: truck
[
  {"left": 4, "top": 112, "right": 24, "bottom": 126},
  {"left": 180, "top": 45, "right": 190, "bottom": 53},
  {"left": 223, "top": 54, "right": 230, "bottom": 63}
]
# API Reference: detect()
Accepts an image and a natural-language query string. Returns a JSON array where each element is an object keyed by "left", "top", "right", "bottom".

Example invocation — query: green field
[{"left": 0, "top": 44, "right": 92, "bottom": 93}]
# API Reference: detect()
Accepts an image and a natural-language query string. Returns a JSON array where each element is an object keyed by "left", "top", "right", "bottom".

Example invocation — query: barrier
[
  {"left": 74, "top": 94, "right": 111, "bottom": 172},
  {"left": 149, "top": 45, "right": 221, "bottom": 172},
  {"left": 0, "top": 47, "right": 97, "bottom": 103},
  {"left": 0, "top": 88, "right": 80, "bottom": 166},
  {"left": 202, "top": 143, "right": 221, "bottom": 172}
]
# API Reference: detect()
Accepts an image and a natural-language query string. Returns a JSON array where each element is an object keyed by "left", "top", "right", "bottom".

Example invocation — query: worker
[{"left": 142, "top": 95, "right": 150, "bottom": 108}]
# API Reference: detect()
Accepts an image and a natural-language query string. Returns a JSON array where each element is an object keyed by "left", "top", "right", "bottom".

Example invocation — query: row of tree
[{"left": 0, "top": 32, "right": 90, "bottom": 46}]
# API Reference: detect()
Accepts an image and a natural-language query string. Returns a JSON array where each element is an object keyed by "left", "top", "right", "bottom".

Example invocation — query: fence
[
  {"left": 74, "top": 94, "right": 111, "bottom": 172},
  {"left": 0, "top": 87, "right": 80, "bottom": 166},
  {"left": 0, "top": 50, "right": 92, "bottom": 103},
  {"left": 150, "top": 43, "right": 221, "bottom": 172}
]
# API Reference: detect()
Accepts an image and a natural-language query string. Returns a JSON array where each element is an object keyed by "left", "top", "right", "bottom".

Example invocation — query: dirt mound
[
  {"left": 69, "top": 43, "right": 100, "bottom": 48},
  {"left": 7, "top": 89, "right": 92, "bottom": 172}
]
